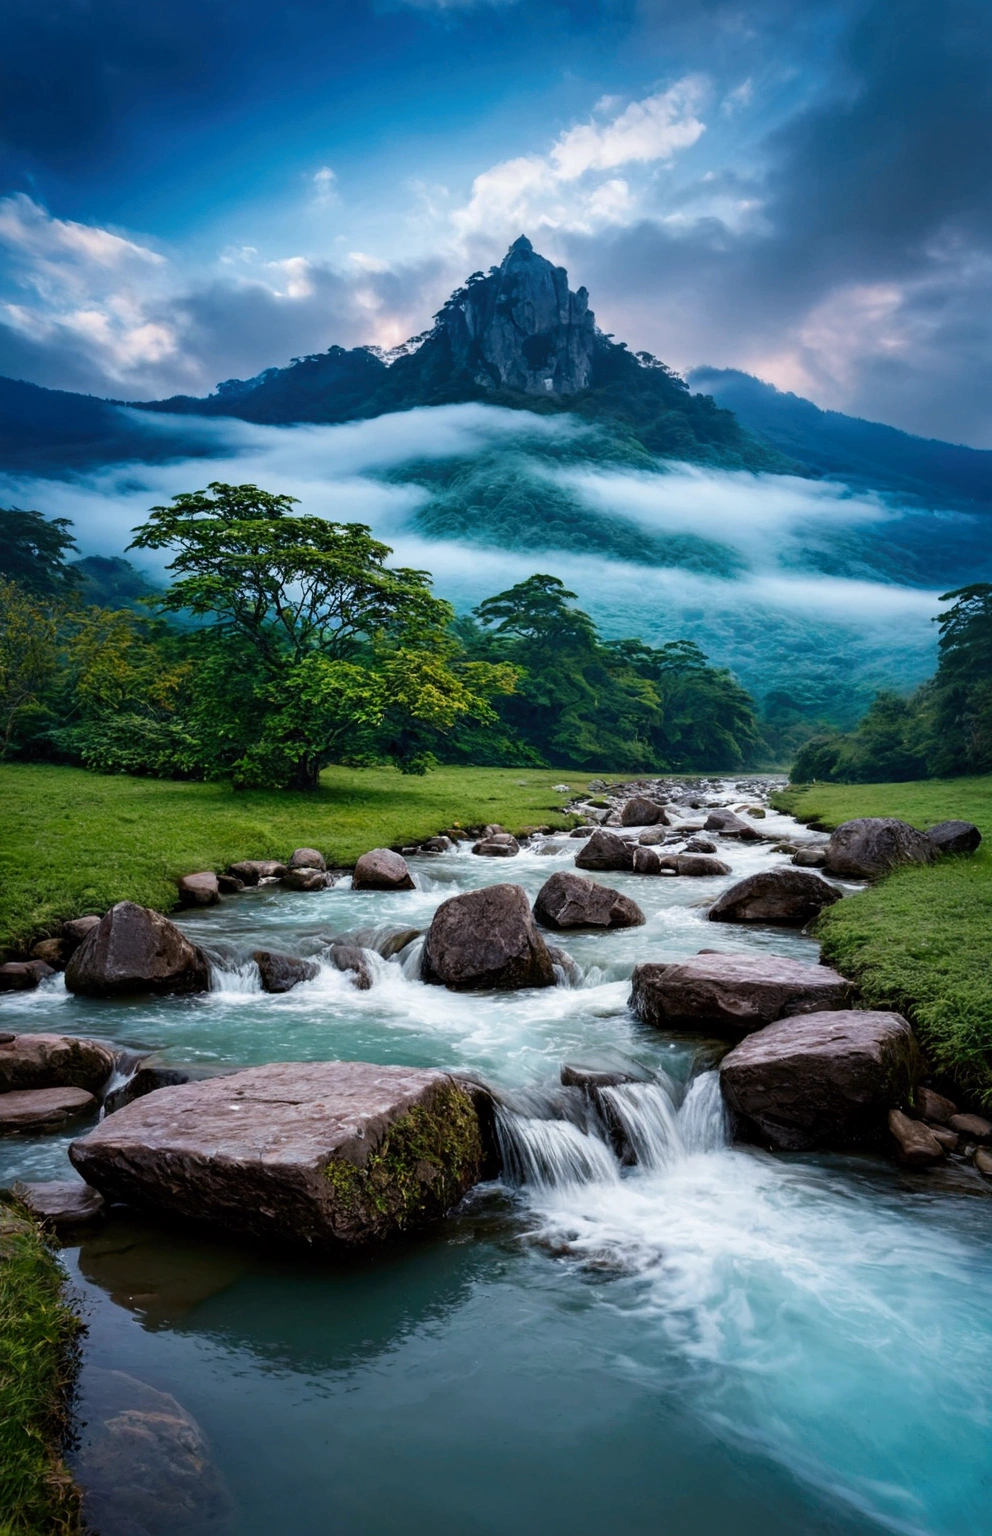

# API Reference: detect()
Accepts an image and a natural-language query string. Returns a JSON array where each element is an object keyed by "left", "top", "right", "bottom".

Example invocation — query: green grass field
[
  {"left": 0, "top": 1200, "right": 81, "bottom": 1536},
  {"left": 0, "top": 762, "right": 623, "bottom": 954},
  {"left": 775, "top": 776, "right": 992, "bottom": 1108}
]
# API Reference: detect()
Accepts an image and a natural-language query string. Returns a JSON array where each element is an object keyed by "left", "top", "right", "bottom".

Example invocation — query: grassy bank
[
  {"left": 0, "top": 1200, "right": 81, "bottom": 1536},
  {"left": 774, "top": 777, "right": 992, "bottom": 1108},
  {"left": 0, "top": 762, "right": 622, "bottom": 953}
]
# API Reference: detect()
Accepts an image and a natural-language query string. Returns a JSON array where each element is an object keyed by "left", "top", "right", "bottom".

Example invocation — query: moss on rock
[{"left": 323, "top": 1081, "right": 483, "bottom": 1241}]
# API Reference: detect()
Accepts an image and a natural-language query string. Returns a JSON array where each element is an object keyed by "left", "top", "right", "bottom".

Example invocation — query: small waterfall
[
  {"left": 209, "top": 956, "right": 262, "bottom": 993},
  {"left": 496, "top": 1109, "right": 620, "bottom": 1191},
  {"left": 679, "top": 1070, "right": 728, "bottom": 1154},
  {"left": 599, "top": 1079, "right": 683, "bottom": 1172},
  {"left": 400, "top": 936, "right": 425, "bottom": 980}
]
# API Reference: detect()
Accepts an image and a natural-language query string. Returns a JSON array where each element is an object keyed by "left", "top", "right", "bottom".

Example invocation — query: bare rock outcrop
[
  {"left": 422, "top": 883, "right": 555, "bottom": 991},
  {"left": 720, "top": 1010, "right": 924, "bottom": 1150},
  {"left": 70, "top": 1062, "right": 484, "bottom": 1246},
  {"left": 708, "top": 869, "right": 842, "bottom": 926},
  {"left": 64, "top": 902, "right": 210, "bottom": 998},
  {"left": 824, "top": 818, "right": 937, "bottom": 879},
  {"left": 630, "top": 951, "right": 850, "bottom": 1034},
  {"left": 533, "top": 871, "right": 645, "bottom": 930}
]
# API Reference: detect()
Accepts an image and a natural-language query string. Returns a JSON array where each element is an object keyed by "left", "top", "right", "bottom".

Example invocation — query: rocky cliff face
[{"left": 436, "top": 236, "right": 598, "bottom": 397}]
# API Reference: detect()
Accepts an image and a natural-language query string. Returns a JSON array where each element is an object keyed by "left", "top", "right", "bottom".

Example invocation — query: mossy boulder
[{"left": 69, "top": 1062, "right": 484, "bottom": 1247}]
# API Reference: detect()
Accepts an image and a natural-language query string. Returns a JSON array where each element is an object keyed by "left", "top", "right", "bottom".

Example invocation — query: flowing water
[{"left": 2, "top": 782, "right": 991, "bottom": 1536}]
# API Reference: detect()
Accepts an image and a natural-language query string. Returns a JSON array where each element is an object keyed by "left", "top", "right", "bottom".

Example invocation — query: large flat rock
[
  {"left": 0, "top": 1033, "right": 115, "bottom": 1094},
  {"left": 630, "top": 951, "right": 850, "bottom": 1033},
  {"left": 0, "top": 1085, "right": 98, "bottom": 1132},
  {"left": 69, "top": 1062, "right": 484, "bottom": 1247},
  {"left": 720, "top": 1009, "right": 924, "bottom": 1150}
]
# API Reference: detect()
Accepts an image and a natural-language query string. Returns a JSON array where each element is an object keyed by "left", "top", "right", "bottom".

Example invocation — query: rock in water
[
  {"left": 574, "top": 829, "right": 635, "bottom": 873},
  {"left": 915, "top": 1084, "right": 957, "bottom": 1123},
  {"left": 65, "top": 902, "right": 210, "bottom": 997},
  {"left": 824, "top": 818, "right": 937, "bottom": 879},
  {"left": 620, "top": 797, "right": 666, "bottom": 827},
  {"left": 422, "top": 884, "right": 555, "bottom": 991},
  {"left": 435, "top": 235, "right": 597, "bottom": 397},
  {"left": 226, "top": 859, "right": 287, "bottom": 884},
  {"left": 326, "top": 944, "right": 373, "bottom": 990},
  {"left": 472, "top": 834, "right": 520, "bottom": 857},
  {"left": 12, "top": 1180, "right": 105, "bottom": 1230},
  {"left": 0, "top": 960, "right": 55, "bottom": 991},
  {"left": 0, "top": 1033, "right": 115, "bottom": 1093},
  {"left": 887, "top": 1109, "right": 945, "bottom": 1166},
  {"left": 674, "top": 854, "right": 732, "bottom": 877},
  {"left": 703, "top": 809, "right": 761, "bottom": 840},
  {"left": 926, "top": 820, "right": 982, "bottom": 855},
  {"left": 175, "top": 872, "right": 220, "bottom": 907},
  {"left": 708, "top": 869, "right": 842, "bottom": 925},
  {"left": 280, "top": 867, "right": 328, "bottom": 891},
  {"left": 720, "top": 1010, "right": 924, "bottom": 1150},
  {"left": 533, "top": 871, "right": 645, "bottom": 930},
  {"left": 69, "top": 1062, "right": 484, "bottom": 1246},
  {"left": 352, "top": 848, "right": 415, "bottom": 891},
  {"left": 0, "top": 1086, "right": 98, "bottom": 1132},
  {"left": 252, "top": 950, "right": 320, "bottom": 993},
  {"left": 630, "top": 952, "right": 850, "bottom": 1033}
]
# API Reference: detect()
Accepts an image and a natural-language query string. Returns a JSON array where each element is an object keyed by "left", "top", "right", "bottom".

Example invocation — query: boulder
[
  {"left": 574, "top": 829, "right": 635, "bottom": 872},
  {"left": 708, "top": 869, "right": 842, "bottom": 926},
  {"left": 252, "top": 950, "right": 320, "bottom": 993},
  {"left": 703, "top": 809, "right": 761, "bottom": 840},
  {"left": 104, "top": 1066, "right": 193, "bottom": 1115},
  {"left": 0, "top": 1086, "right": 98, "bottom": 1133},
  {"left": 12, "top": 1179, "right": 105, "bottom": 1230},
  {"left": 327, "top": 944, "right": 373, "bottom": 991},
  {"left": 216, "top": 874, "right": 245, "bottom": 894},
  {"left": 630, "top": 951, "right": 850, "bottom": 1034},
  {"left": 683, "top": 838, "right": 717, "bottom": 854},
  {"left": 472, "top": 836, "right": 520, "bottom": 857},
  {"left": 720, "top": 1010, "right": 924, "bottom": 1151},
  {"left": 0, "top": 960, "right": 54, "bottom": 991},
  {"left": 62, "top": 914, "right": 102, "bottom": 951},
  {"left": 926, "top": 820, "right": 982, "bottom": 856},
  {"left": 226, "top": 859, "right": 287, "bottom": 885},
  {"left": 620, "top": 797, "right": 667, "bottom": 827},
  {"left": 560, "top": 1065, "right": 639, "bottom": 1091},
  {"left": 637, "top": 828, "right": 670, "bottom": 846},
  {"left": 31, "top": 938, "right": 68, "bottom": 969},
  {"left": 792, "top": 847, "right": 828, "bottom": 868},
  {"left": 287, "top": 847, "right": 327, "bottom": 872},
  {"left": 0, "top": 1033, "right": 115, "bottom": 1094},
  {"left": 352, "top": 848, "right": 415, "bottom": 891},
  {"left": 422, "top": 884, "right": 555, "bottom": 992},
  {"left": 533, "top": 871, "right": 645, "bottom": 930},
  {"left": 64, "top": 902, "right": 210, "bottom": 998},
  {"left": 176, "top": 871, "right": 220, "bottom": 907},
  {"left": 888, "top": 1109, "right": 945, "bottom": 1166},
  {"left": 824, "top": 818, "right": 937, "bottom": 879},
  {"left": 675, "top": 854, "right": 732, "bottom": 877},
  {"left": 930, "top": 1125, "right": 959, "bottom": 1152},
  {"left": 281, "top": 866, "right": 328, "bottom": 891},
  {"left": 69, "top": 1062, "right": 485, "bottom": 1247},
  {"left": 547, "top": 945, "right": 582, "bottom": 986},
  {"left": 915, "top": 1085, "right": 957, "bottom": 1123},
  {"left": 421, "top": 836, "right": 454, "bottom": 853},
  {"left": 632, "top": 846, "right": 664, "bottom": 875},
  {"left": 947, "top": 1112, "right": 992, "bottom": 1142},
  {"left": 975, "top": 1148, "right": 992, "bottom": 1178}
]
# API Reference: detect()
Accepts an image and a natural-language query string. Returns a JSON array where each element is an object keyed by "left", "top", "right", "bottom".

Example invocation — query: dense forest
[
  {"left": 0, "top": 492, "right": 763, "bottom": 786},
  {"left": 793, "top": 583, "right": 992, "bottom": 782}
]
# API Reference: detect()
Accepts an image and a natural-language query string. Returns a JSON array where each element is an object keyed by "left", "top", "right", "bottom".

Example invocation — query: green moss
[
  {"left": 774, "top": 777, "right": 992, "bottom": 1108},
  {"left": 324, "top": 1083, "right": 483, "bottom": 1240},
  {"left": 0, "top": 1199, "right": 82, "bottom": 1535}
]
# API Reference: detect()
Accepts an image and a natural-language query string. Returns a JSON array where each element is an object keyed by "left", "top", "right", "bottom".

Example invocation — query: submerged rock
[
  {"left": 0, "top": 1033, "right": 115, "bottom": 1094},
  {"left": 534, "top": 871, "right": 644, "bottom": 930},
  {"left": 252, "top": 949, "right": 320, "bottom": 993},
  {"left": 352, "top": 848, "right": 415, "bottom": 891},
  {"left": 0, "top": 1085, "right": 98, "bottom": 1133},
  {"left": 708, "top": 868, "right": 842, "bottom": 926},
  {"left": 926, "top": 820, "right": 982, "bottom": 855},
  {"left": 824, "top": 818, "right": 937, "bottom": 879},
  {"left": 720, "top": 1009, "right": 924, "bottom": 1151},
  {"left": 65, "top": 902, "right": 210, "bottom": 998},
  {"left": 422, "top": 884, "right": 555, "bottom": 991},
  {"left": 69, "top": 1062, "right": 485, "bottom": 1247},
  {"left": 630, "top": 952, "right": 850, "bottom": 1034},
  {"left": 12, "top": 1179, "right": 105, "bottom": 1230},
  {"left": 574, "top": 829, "right": 635, "bottom": 873}
]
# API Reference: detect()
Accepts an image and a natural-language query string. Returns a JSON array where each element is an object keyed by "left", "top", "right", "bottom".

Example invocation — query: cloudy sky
[{"left": 2, "top": 0, "right": 990, "bottom": 444}]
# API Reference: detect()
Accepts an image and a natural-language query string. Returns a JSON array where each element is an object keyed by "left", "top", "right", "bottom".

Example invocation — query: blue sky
[{"left": 2, "top": 0, "right": 991, "bottom": 444}]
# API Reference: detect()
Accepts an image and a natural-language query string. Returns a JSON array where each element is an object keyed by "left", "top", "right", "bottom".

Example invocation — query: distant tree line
[
  {"left": 0, "top": 489, "right": 763, "bottom": 789},
  {"left": 793, "top": 584, "right": 992, "bottom": 783}
]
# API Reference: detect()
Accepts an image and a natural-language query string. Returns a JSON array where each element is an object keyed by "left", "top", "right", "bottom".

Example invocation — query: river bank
[{"left": 775, "top": 777, "right": 992, "bottom": 1107}]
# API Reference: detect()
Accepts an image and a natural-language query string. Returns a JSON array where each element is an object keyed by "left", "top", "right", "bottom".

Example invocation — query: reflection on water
[{"left": 3, "top": 779, "right": 991, "bottom": 1536}]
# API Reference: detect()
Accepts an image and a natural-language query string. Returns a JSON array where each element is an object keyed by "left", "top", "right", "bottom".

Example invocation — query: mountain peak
[{"left": 433, "top": 236, "right": 596, "bottom": 397}]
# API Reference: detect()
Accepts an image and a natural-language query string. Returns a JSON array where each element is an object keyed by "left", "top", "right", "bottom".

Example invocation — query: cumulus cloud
[{"left": 452, "top": 79, "right": 706, "bottom": 241}]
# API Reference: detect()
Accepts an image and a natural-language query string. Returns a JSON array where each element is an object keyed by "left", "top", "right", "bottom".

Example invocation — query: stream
[{"left": 2, "top": 779, "right": 991, "bottom": 1536}]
